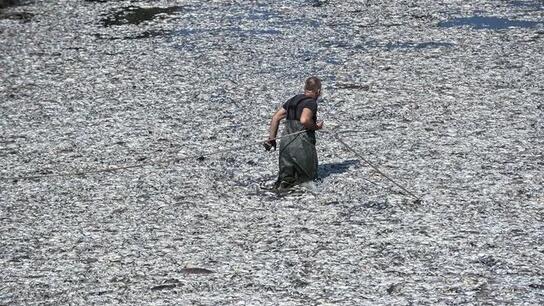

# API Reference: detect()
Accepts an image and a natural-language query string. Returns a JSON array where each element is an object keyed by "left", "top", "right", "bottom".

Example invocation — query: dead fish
[
  {"left": 180, "top": 267, "right": 214, "bottom": 274},
  {"left": 335, "top": 83, "right": 371, "bottom": 91},
  {"left": 150, "top": 283, "right": 177, "bottom": 291}
]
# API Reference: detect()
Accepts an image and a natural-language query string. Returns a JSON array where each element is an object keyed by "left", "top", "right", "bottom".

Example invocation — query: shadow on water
[
  {"left": 102, "top": 6, "right": 185, "bottom": 27},
  {"left": 318, "top": 159, "right": 359, "bottom": 180},
  {"left": 439, "top": 16, "right": 542, "bottom": 29}
]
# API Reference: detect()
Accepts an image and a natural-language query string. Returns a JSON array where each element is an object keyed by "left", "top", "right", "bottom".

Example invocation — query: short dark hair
[{"left": 304, "top": 77, "right": 322, "bottom": 94}]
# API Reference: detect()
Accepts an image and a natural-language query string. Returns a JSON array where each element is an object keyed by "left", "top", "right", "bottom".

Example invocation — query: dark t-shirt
[{"left": 282, "top": 94, "right": 317, "bottom": 122}]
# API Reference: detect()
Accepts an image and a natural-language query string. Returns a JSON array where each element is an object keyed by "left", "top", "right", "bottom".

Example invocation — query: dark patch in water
[
  {"left": 93, "top": 30, "right": 169, "bottom": 40},
  {"left": 180, "top": 267, "right": 214, "bottom": 274},
  {"left": 319, "top": 160, "right": 359, "bottom": 180},
  {"left": 124, "top": 30, "right": 168, "bottom": 40},
  {"left": 311, "top": 0, "right": 328, "bottom": 7},
  {"left": 102, "top": 6, "right": 184, "bottom": 27},
  {"left": 321, "top": 40, "right": 361, "bottom": 50},
  {"left": 0, "top": 0, "right": 23, "bottom": 9},
  {"left": 476, "top": 255, "right": 499, "bottom": 267},
  {"left": 417, "top": 42, "right": 455, "bottom": 48},
  {"left": 0, "top": 10, "right": 32, "bottom": 22},
  {"left": 363, "top": 201, "right": 390, "bottom": 210},
  {"left": 439, "top": 16, "right": 542, "bottom": 29},
  {"left": 335, "top": 83, "right": 371, "bottom": 91},
  {"left": 529, "top": 283, "right": 544, "bottom": 289},
  {"left": 150, "top": 283, "right": 177, "bottom": 291}
]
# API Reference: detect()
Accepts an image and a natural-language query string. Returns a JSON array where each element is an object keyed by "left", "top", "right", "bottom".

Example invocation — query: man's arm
[
  {"left": 269, "top": 107, "right": 286, "bottom": 140},
  {"left": 300, "top": 108, "right": 323, "bottom": 131},
  {"left": 264, "top": 107, "right": 286, "bottom": 151}
]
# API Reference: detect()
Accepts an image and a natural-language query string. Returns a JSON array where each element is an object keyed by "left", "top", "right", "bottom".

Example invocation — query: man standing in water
[{"left": 265, "top": 76, "right": 324, "bottom": 189}]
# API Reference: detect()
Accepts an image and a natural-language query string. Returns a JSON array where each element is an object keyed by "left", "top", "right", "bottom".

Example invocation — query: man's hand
[
  {"left": 301, "top": 109, "right": 324, "bottom": 131},
  {"left": 264, "top": 139, "right": 277, "bottom": 151},
  {"left": 316, "top": 120, "right": 324, "bottom": 130}
]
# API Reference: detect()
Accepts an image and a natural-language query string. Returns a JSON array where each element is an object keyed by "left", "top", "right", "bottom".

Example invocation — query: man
[{"left": 265, "top": 76, "right": 324, "bottom": 189}]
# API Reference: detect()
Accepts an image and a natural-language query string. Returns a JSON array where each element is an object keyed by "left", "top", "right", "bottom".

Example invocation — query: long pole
[{"left": 331, "top": 130, "right": 421, "bottom": 201}]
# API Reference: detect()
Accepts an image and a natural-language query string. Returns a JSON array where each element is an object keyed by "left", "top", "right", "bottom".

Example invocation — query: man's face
[{"left": 316, "top": 90, "right": 324, "bottom": 103}]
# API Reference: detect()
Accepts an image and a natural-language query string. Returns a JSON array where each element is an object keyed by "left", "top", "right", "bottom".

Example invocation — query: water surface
[{"left": 439, "top": 16, "right": 542, "bottom": 29}]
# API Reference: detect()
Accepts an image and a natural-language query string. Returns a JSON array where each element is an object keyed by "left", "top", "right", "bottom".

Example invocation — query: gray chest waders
[{"left": 276, "top": 120, "right": 318, "bottom": 188}]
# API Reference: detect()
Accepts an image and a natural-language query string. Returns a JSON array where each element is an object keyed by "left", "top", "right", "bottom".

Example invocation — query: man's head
[{"left": 304, "top": 76, "right": 322, "bottom": 97}]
